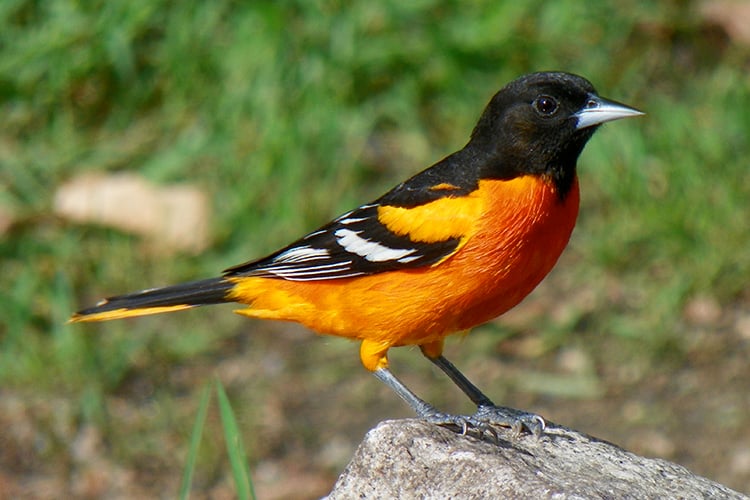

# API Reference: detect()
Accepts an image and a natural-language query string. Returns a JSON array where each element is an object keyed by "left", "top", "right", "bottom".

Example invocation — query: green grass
[
  {"left": 180, "top": 382, "right": 211, "bottom": 499},
  {"left": 179, "top": 380, "right": 256, "bottom": 500},
  {"left": 1, "top": 0, "right": 749, "bottom": 495},
  {"left": 215, "top": 380, "right": 256, "bottom": 500}
]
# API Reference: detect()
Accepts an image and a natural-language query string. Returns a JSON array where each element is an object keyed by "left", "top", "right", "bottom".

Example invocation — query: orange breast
[{"left": 229, "top": 175, "right": 579, "bottom": 349}]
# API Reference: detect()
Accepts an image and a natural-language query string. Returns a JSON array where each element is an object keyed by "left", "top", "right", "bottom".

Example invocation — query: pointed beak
[{"left": 574, "top": 95, "right": 644, "bottom": 130}]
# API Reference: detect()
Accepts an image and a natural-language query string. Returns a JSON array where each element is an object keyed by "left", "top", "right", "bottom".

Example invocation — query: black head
[{"left": 468, "top": 72, "right": 642, "bottom": 197}]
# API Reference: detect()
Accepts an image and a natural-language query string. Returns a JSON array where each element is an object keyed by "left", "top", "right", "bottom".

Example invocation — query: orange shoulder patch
[{"left": 377, "top": 190, "right": 484, "bottom": 244}]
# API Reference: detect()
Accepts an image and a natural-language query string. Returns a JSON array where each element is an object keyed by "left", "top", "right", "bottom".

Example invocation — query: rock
[{"left": 327, "top": 419, "right": 746, "bottom": 499}]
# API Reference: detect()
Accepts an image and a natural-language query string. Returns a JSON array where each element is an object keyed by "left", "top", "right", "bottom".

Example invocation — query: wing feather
[
  {"left": 224, "top": 202, "right": 462, "bottom": 281},
  {"left": 224, "top": 159, "right": 484, "bottom": 281}
]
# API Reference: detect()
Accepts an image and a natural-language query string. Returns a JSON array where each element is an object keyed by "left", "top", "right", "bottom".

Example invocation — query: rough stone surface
[{"left": 326, "top": 419, "right": 747, "bottom": 499}]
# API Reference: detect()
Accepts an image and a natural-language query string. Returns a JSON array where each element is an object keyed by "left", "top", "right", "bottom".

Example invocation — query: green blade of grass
[
  {"left": 215, "top": 379, "right": 256, "bottom": 500},
  {"left": 179, "top": 382, "right": 212, "bottom": 500}
]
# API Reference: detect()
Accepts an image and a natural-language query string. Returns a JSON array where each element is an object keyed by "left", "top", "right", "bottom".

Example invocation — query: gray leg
[
  {"left": 427, "top": 355, "right": 495, "bottom": 407},
  {"left": 426, "top": 354, "right": 546, "bottom": 437},
  {"left": 373, "top": 367, "right": 488, "bottom": 435}
]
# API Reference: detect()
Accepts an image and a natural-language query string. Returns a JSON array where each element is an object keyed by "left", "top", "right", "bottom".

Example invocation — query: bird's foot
[
  {"left": 419, "top": 408, "right": 499, "bottom": 441},
  {"left": 472, "top": 404, "right": 546, "bottom": 438}
]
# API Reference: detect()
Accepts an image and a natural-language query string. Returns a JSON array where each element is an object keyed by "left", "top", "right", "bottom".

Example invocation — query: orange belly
[{"left": 228, "top": 175, "right": 580, "bottom": 351}]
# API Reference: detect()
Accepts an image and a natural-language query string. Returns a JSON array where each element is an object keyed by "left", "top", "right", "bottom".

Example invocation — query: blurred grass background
[{"left": 2, "top": 0, "right": 749, "bottom": 497}]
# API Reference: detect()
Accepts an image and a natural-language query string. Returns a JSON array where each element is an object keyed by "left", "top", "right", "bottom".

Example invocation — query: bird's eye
[{"left": 533, "top": 95, "right": 558, "bottom": 116}]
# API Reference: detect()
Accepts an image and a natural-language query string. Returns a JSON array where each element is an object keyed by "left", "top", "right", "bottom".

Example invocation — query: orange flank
[{"left": 227, "top": 176, "right": 579, "bottom": 371}]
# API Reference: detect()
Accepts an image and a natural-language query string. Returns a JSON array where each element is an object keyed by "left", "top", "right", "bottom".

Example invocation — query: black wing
[
  {"left": 223, "top": 203, "right": 460, "bottom": 281},
  {"left": 224, "top": 150, "right": 486, "bottom": 281}
]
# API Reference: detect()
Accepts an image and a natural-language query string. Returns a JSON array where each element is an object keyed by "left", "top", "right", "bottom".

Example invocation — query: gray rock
[{"left": 327, "top": 419, "right": 747, "bottom": 499}]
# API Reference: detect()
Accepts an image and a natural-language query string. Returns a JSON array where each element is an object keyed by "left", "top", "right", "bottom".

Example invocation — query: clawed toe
[
  {"left": 473, "top": 405, "right": 546, "bottom": 438},
  {"left": 420, "top": 411, "right": 498, "bottom": 441}
]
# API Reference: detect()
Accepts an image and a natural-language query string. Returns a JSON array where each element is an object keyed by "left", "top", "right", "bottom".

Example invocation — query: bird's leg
[
  {"left": 362, "top": 338, "right": 493, "bottom": 438},
  {"left": 421, "top": 343, "right": 546, "bottom": 437},
  {"left": 372, "top": 367, "right": 492, "bottom": 437}
]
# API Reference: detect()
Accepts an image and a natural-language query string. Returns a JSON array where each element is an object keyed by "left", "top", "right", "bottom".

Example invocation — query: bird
[{"left": 71, "top": 72, "right": 643, "bottom": 436}]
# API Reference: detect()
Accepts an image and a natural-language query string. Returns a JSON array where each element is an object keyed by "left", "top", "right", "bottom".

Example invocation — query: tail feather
[{"left": 70, "top": 277, "right": 234, "bottom": 323}]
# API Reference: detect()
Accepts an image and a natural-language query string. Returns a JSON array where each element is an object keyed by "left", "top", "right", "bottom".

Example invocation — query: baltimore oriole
[{"left": 71, "top": 72, "right": 642, "bottom": 436}]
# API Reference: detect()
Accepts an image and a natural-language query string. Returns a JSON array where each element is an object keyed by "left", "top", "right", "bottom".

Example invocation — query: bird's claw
[
  {"left": 420, "top": 405, "right": 546, "bottom": 441},
  {"left": 473, "top": 404, "right": 546, "bottom": 438},
  {"left": 420, "top": 410, "right": 499, "bottom": 442}
]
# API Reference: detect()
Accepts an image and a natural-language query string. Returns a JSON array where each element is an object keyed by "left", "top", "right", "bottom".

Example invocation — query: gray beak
[{"left": 574, "top": 95, "right": 644, "bottom": 130}]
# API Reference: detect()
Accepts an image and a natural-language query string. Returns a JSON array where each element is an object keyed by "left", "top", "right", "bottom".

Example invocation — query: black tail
[{"left": 70, "top": 277, "right": 234, "bottom": 322}]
